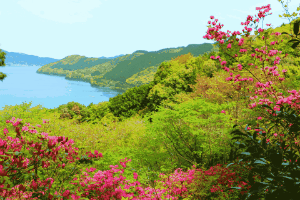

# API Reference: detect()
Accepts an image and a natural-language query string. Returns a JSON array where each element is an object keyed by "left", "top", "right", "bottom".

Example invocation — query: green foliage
[
  {"left": 200, "top": 50, "right": 224, "bottom": 72},
  {"left": 281, "top": 18, "right": 300, "bottom": 52},
  {"left": 273, "top": 62, "right": 300, "bottom": 97},
  {"left": 126, "top": 65, "right": 160, "bottom": 87},
  {"left": 216, "top": 4, "right": 300, "bottom": 198},
  {"left": 142, "top": 96, "right": 241, "bottom": 173},
  {"left": 0, "top": 101, "right": 50, "bottom": 135},
  {"left": 56, "top": 101, "right": 90, "bottom": 124},
  {"left": 251, "top": 23, "right": 300, "bottom": 58},
  {"left": 0, "top": 72, "right": 7, "bottom": 80},
  {"left": 280, "top": 22, "right": 286, "bottom": 27},
  {"left": 0, "top": 49, "right": 7, "bottom": 81},
  {"left": 48, "top": 55, "right": 113, "bottom": 71},
  {"left": 84, "top": 101, "right": 111, "bottom": 124},
  {"left": 200, "top": 50, "right": 217, "bottom": 60},
  {"left": 107, "top": 84, "right": 152, "bottom": 120},
  {"left": 91, "top": 70, "right": 101, "bottom": 76},
  {"left": 144, "top": 54, "right": 219, "bottom": 115},
  {"left": 228, "top": 103, "right": 300, "bottom": 198},
  {"left": 170, "top": 52, "right": 194, "bottom": 64},
  {"left": 278, "top": 0, "right": 300, "bottom": 23},
  {"left": 89, "top": 145, "right": 169, "bottom": 189},
  {"left": 99, "top": 112, "right": 120, "bottom": 126}
]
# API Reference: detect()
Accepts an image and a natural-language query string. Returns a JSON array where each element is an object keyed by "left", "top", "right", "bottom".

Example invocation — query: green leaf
[
  {"left": 291, "top": 41, "right": 300, "bottom": 49},
  {"left": 293, "top": 21, "right": 299, "bottom": 36}
]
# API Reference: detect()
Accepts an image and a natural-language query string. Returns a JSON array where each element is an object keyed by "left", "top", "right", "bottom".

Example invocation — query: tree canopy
[{"left": 0, "top": 49, "right": 7, "bottom": 81}]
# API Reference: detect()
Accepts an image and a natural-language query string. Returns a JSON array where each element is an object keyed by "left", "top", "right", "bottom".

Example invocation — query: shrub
[
  {"left": 56, "top": 101, "right": 90, "bottom": 124},
  {"left": 108, "top": 84, "right": 152, "bottom": 120},
  {"left": 99, "top": 112, "right": 120, "bottom": 127},
  {"left": 142, "top": 96, "right": 244, "bottom": 173},
  {"left": 84, "top": 101, "right": 112, "bottom": 124}
]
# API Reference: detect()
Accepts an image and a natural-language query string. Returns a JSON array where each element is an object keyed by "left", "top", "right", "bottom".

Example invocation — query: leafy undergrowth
[{"left": 0, "top": 100, "right": 263, "bottom": 199}]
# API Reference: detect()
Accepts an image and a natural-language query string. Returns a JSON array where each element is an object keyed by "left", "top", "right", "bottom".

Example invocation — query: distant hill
[
  {"left": 35, "top": 42, "right": 218, "bottom": 92},
  {"left": 0, "top": 42, "right": 221, "bottom": 92},
  {"left": 0, "top": 50, "right": 126, "bottom": 66},
  {"left": 0, "top": 50, "right": 60, "bottom": 66}
]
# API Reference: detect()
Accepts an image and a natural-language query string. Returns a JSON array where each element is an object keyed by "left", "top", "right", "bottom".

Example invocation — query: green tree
[
  {"left": 278, "top": 0, "right": 300, "bottom": 24},
  {"left": 277, "top": 1, "right": 300, "bottom": 52},
  {"left": 0, "top": 48, "right": 7, "bottom": 81},
  {"left": 108, "top": 83, "right": 153, "bottom": 120}
]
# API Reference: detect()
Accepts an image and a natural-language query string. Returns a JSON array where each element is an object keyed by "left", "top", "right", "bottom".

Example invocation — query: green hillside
[
  {"left": 36, "top": 43, "right": 216, "bottom": 92},
  {"left": 101, "top": 43, "right": 214, "bottom": 84}
]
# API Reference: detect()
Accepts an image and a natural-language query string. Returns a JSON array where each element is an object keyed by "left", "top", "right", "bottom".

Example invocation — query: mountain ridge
[
  {"left": 0, "top": 50, "right": 129, "bottom": 67},
  {"left": 34, "top": 42, "right": 219, "bottom": 92},
  {"left": 0, "top": 41, "right": 220, "bottom": 93},
  {"left": 0, "top": 41, "right": 219, "bottom": 67}
]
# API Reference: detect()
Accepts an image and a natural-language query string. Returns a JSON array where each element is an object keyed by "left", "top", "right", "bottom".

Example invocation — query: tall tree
[{"left": 0, "top": 48, "right": 7, "bottom": 81}]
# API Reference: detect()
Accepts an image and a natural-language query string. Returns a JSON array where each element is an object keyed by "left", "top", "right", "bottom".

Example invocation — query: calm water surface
[{"left": 0, "top": 65, "right": 123, "bottom": 110}]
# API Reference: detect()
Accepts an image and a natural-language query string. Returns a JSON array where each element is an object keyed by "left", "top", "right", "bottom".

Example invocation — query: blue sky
[{"left": 0, "top": 0, "right": 299, "bottom": 60}]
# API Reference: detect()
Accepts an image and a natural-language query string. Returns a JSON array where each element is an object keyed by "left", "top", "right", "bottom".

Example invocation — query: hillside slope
[{"left": 36, "top": 43, "right": 217, "bottom": 92}]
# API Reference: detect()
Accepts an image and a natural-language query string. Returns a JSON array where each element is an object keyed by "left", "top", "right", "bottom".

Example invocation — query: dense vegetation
[{"left": 1, "top": 5, "right": 300, "bottom": 198}]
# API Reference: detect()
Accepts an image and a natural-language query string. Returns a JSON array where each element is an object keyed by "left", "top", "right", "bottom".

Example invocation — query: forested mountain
[
  {"left": 0, "top": 50, "right": 126, "bottom": 67},
  {"left": 1, "top": 50, "right": 60, "bottom": 66},
  {"left": 36, "top": 43, "right": 218, "bottom": 92}
]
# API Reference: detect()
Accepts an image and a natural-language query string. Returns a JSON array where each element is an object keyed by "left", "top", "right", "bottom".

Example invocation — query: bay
[{"left": 0, "top": 65, "right": 123, "bottom": 111}]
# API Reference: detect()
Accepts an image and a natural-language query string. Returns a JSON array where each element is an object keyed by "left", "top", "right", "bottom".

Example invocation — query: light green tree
[
  {"left": 277, "top": 0, "right": 300, "bottom": 51},
  {"left": 0, "top": 48, "right": 7, "bottom": 81},
  {"left": 278, "top": 0, "right": 300, "bottom": 23}
]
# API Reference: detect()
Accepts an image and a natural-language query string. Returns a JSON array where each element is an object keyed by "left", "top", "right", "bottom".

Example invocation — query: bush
[
  {"left": 108, "top": 84, "right": 152, "bottom": 120},
  {"left": 99, "top": 112, "right": 120, "bottom": 126},
  {"left": 56, "top": 101, "right": 90, "bottom": 124},
  {"left": 84, "top": 101, "right": 112, "bottom": 124},
  {"left": 142, "top": 96, "right": 244, "bottom": 172}
]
